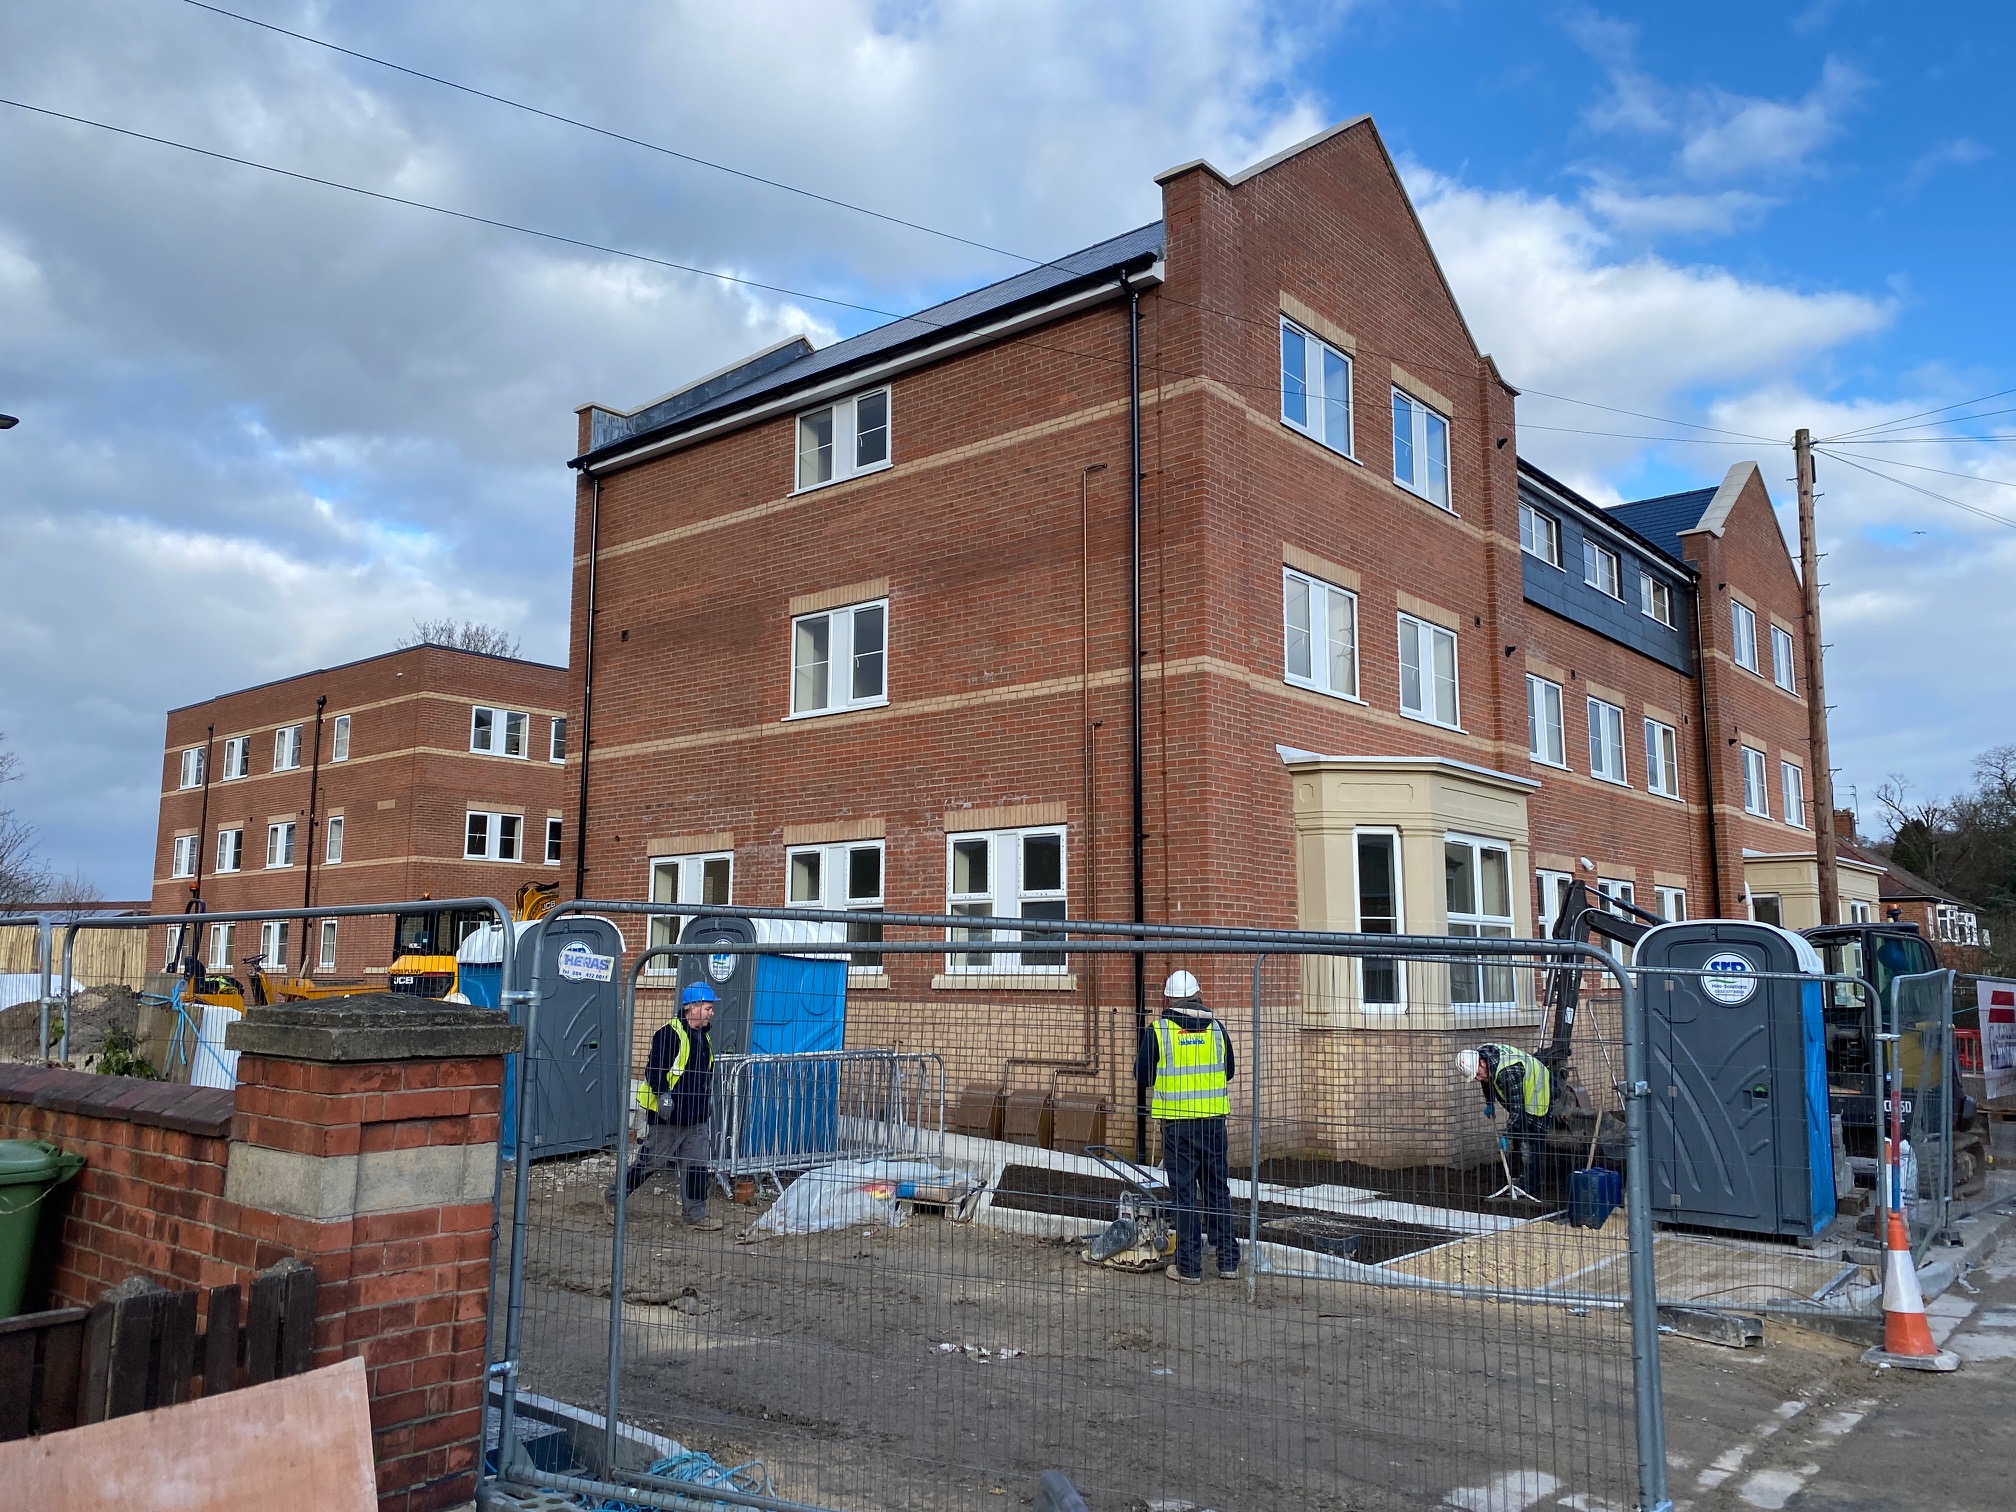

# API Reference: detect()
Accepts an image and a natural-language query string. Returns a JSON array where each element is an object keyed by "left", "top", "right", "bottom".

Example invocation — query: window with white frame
[
  {"left": 273, "top": 725, "right": 302, "bottom": 771},
  {"left": 330, "top": 714, "right": 351, "bottom": 762},
  {"left": 1519, "top": 503, "right": 1561, "bottom": 568},
  {"left": 1850, "top": 899, "right": 1873, "bottom": 923},
  {"left": 215, "top": 827, "right": 243, "bottom": 874},
  {"left": 221, "top": 736, "right": 249, "bottom": 780},
  {"left": 1731, "top": 601, "right": 1759, "bottom": 672},
  {"left": 1644, "top": 718, "right": 1681, "bottom": 799},
  {"left": 464, "top": 811, "right": 522, "bottom": 862},
  {"left": 1750, "top": 892, "right": 1783, "bottom": 927},
  {"left": 259, "top": 920, "right": 288, "bottom": 971},
  {"left": 171, "top": 834, "right": 198, "bottom": 879},
  {"left": 1781, "top": 761, "right": 1806, "bottom": 827},
  {"left": 1655, "top": 885, "right": 1687, "bottom": 921},
  {"left": 177, "top": 747, "right": 205, "bottom": 789},
  {"left": 1770, "top": 624, "right": 1797, "bottom": 692},
  {"left": 549, "top": 717, "right": 567, "bottom": 763},
  {"left": 1526, "top": 675, "right": 1566, "bottom": 767},
  {"left": 266, "top": 821, "right": 297, "bottom": 869},
  {"left": 1740, "top": 745, "right": 1770, "bottom": 816},
  {"left": 207, "top": 922, "right": 234, "bottom": 970},
  {"left": 791, "top": 599, "right": 888, "bottom": 717},
  {"left": 317, "top": 919, "right": 339, "bottom": 971},
  {"left": 545, "top": 817, "right": 563, "bottom": 865},
  {"left": 1355, "top": 830, "right": 1404, "bottom": 1009},
  {"left": 1598, "top": 877, "right": 1637, "bottom": 962},
  {"left": 946, "top": 827, "right": 1066, "bottom": 973},
  {"left": 1391, "top": 389, "right": 1451, "bottom": 509},
  {"left": 470, "top": 706, "right": 529, "bottom": 757},
  {"left": 788, "top": 840, "right": 886, "bottom": 970},
  {"left": 1583, "top": 540, "right": 1623, "bottom": 600},
  {"left": 1588, "top": 698, "right": 1627, "bottom": 784},
  {"left": 325, "top": 815, "right": 344, "bottom": 864},
  {"left": 647, "top": 852, "right": 733, "bottom": 964},
  {"left": 1935, "top": 904, "right": 1959, "bottom": 943},
  {"left": 1445, "top": 836, "right": 1515, "bottom": 1009},
  {"left": 796, "top": 387, "right": 891, "bottom": 491},
  {"left": 1536, "top": 869, "right": 1575, "bottom": 936},
  {"left": 163, "top": 924, "right": 185, "bottom": 972},
  {"left": 1398, "top": 614, "right": 1459, "bottom": 728},
  {"left": 1641, "top": 572, "right": 1675, "bottom": 628},
  {"left": 1283, "top": 568, "right": 1358, "bottom": 699},
  {"left": 1279, "top": 317, "right": 1353, "bottom": 455}
]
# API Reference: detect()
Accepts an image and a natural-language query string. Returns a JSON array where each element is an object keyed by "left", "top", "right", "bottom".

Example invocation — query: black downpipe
[
  {"left": 1689, "top": 587, "right": 1724, "bottom": 913},
  {"left": 1126, "top": 281, "right": 1147, "bottom": 1161},
  {"left": 184, "top": 722, "right": 215, "bottom": 972},
  {"left": 573, "top": 473, "right": 602, "bottom": 900},
  {"left": 298, "top": 694, "right": 327, "bottom": 971}
]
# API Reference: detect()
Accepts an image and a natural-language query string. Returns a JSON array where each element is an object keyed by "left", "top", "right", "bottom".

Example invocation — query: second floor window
[
  {"left": 1583, "top": 540, "right": 1622, "bottom": 600},
  {"left": 1741, "top": 745, "right": 1770, "bottom": 816},
  {"left": 797, "top": 387, "right": 891, "bottom": 491},
  {"left": 1283, "top": 568, "right": 1358, "bottom": 699},
  {"left": 1771, "top": 624, "right": 1798, "bottom": 692},
  {"left": 1781, "top": 761, "right": 1806, "bottom": 827},
  {"left": 1731, "top": 601, "right": 1759, "bottom": 672},
  {"left": 471, "top": 706, "right": 529, "bottom": 757},
  {"left": 330, "top": 714, "right": 351, "bottom": 762},
  {"left": 1526, "top": 674, "right": 1565, "bottom": 766},
  {"left": 222, "top": 736, "right": 250, "bottom": 779},
  {"left": 1519, "top": 504, "right": 1561, "bottom": 567},
  {"left": 1398, "top": 615, "right": 1459, "bottom": 728},
  {"left": 171, "top": 835, "right": 198, "bottom": 878},
  {"left": 1645, "top": 719, "right": 1680, "bottom": 799},
  {"left": 178, "top": 747, "right": 205, "bottom": 789},
  {"left": 1641, "top": 573, "right": 1675, "bottom": 628},
  {"left": 1588, "top": 698, "right": 1627, "bottom": 784},
  {"left": 465, "top": 811, "right": 522, "bottom": 862},
  {"left": 792, "top": 599, "right": 887, "bottom": 716},
  {"left": 1279, "top": 317, "right": 1353, "bottom": 454},
  {"left": 325, "top": 815, "right": 344, "bottom": 864},
  {"left": 266, "top": 821, "right": 297, "bottom": 869},
  {"left": 273, "top": 726, "right": 302, "bottom": 770},
  {"left": 216, "top": 828, "right": 243, "bottom": 874},
  {"left": 1391, "top": 389, "right": 1451, "bottom": 509}
]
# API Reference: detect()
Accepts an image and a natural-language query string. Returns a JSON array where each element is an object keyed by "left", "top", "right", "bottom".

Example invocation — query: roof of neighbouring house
[
  {"left": 1837, "top": 835, "right": 1974, "bottom": 908},
  {"left": 1605, "top": 487, "right": 1718, "bottom": 563},
  {"left": 575, "top": 220, "right": 1167, "bottom": 467}
]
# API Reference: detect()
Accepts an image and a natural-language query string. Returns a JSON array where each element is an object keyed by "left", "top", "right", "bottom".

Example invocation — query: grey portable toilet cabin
[
  {"left": 674, "top": 913, "right": 849, "bottom": 1057},
  {"left": 1635, "top": 920, "right": 1836, "bottom": 1239}
]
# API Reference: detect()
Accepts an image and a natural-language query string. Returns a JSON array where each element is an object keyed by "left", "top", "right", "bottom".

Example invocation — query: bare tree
[
  {"left": 396, "top": 618, "right": 522, "bottom": 658},
  {"left": 0, "top": 732, "right": 53, "bottom": 913},
  {"left": 42, "top": 867, "right": 107, "bottom": 924}
]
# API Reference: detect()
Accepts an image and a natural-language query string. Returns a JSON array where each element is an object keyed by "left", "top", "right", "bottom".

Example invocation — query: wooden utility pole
[{"left": 1796, "top": 428, "right": 1840, "bottom": 925}]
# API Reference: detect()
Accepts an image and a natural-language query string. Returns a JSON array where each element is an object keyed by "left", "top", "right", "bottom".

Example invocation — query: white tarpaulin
[{"left": 748, "top": 1159, "right": 977, "bottom": 1238}]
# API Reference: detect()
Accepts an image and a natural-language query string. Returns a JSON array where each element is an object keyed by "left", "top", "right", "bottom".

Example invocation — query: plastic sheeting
[{"left": 747, "top": 1158, "right": 976, "bottom": 1238}]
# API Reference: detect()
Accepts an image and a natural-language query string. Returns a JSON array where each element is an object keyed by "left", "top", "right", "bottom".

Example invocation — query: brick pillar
[{"left": 224, "top": 997, "right": 521, "bottom": 1512}]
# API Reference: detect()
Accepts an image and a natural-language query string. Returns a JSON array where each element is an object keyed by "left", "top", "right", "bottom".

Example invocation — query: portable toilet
[{"left": 1636, "top": 919, "right": 1836, "bottom": 1238}]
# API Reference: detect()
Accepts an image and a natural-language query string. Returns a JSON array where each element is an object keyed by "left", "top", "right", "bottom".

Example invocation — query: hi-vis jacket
[
  {"left": 635, "top": 1016, "right": 712, "bottom": 1125},
  {"left": 1146, "top": 1015, "right": 1232, "bottom": 1120},
  {"left": 1480, "top": 1043, "right": 1552, "bottom": 1120}
]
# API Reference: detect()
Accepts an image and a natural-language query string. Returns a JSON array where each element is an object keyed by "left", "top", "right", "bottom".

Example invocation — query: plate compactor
[{"left": 1079, "top": 1146, "right": 1178, "bottom": 1271}]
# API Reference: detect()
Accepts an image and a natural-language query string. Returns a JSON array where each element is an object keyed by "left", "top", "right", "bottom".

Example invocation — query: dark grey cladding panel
[{"left": 1521, "top": 517, "right": 1693, "bottom": 675}]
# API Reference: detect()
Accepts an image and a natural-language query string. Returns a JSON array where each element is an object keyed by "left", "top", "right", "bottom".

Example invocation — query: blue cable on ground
[{"left": 587, "top": 1449, "right": 775, "bottom": 1512}]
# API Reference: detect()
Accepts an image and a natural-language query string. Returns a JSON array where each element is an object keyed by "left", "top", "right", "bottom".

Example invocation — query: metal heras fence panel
[{"left": 488, "top": 904, "right": 1669, "bottom": 1512}]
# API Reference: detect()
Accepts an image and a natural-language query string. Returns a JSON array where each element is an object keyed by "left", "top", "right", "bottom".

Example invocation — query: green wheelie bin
[{"left": 0, "top": 1139, "right": 85, "bottom": 1318}]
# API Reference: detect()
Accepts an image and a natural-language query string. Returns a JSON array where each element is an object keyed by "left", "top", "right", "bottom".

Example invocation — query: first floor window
[
  {"left": 1771, "top": 624, "right": 1798, "bottom": 693},
  {"left": 648, "top": 852, "right": 733, "bottom": 965},
  {"left": 266, "top": 821, "right": 297, "bottom": 869},
  {"left": 1526, "top": 675, "right": 1565, "bottom": 766},
  {"left": 171, "top": 834, "right": 198, "bottom": 878},
  {"left": 1750, "top": 892, "right": 1783, "bottom": 927},
  {"left": 1781, "top": 761, "right": 1806, "bottom": 827},
  {"left": 273, "top": 725, "right": 303, "bottom": 770},
  {"left": 1445, "top": 835, "right": 1514, "bottom": 1009},
  {"left": 1283, "top": 568, "right": 1358, "bottom": 698},
  {"left": 1519, "top": 503, "right": 1561, "bottom": 568},
  {"left": 1279, "top": 316, "right": 1353, "bottom": 454},
  {"left": 791, "top": 599, "right": 887, "bottom": 716},
  {"left": 325, "top": 815, "right": 344, "bottom": 864},
  {"left": 545, "top": 817, "right": 563, "bottom": 865},
  {"left": 465, "top": 811, "right": 523, "bottom": 862},
  {"left": 1644, "top": 718, "right": 1680, "bottom": 798},
  {"left": 207, "top": 922, "right": 233, "bottom": 970},
  {"left": 471, "top": 706, "right": 529, "bottom": 757},
  {"left": 549, "top": 716, "right": 567, "bottom": 762},
  {"left": 788, "top": 840, "right": 886, "bottom": 969},
  {"left": 330, "top": 713, "right": 351, "bottom": 762},
  {"left": 1655, "top": 885, "right": 1687, "bottom": 922},
  {"left": 1731, "top": 601, "right": 1759, "bottom": 672},
  {"left": 1398, "top": 615, "right": 1459, "bottom": 728},
  {"left": 259, "top": 920, "right": 288, "bottom": 971},
  {"left": 1588, "top": 698, "right": 1627, "bottom": 784},
  {"left": 947, "top": 826, "right": 1066, "bottom": 972},
  {"left": 1355, "top": 830, "right": 1403, "bottom": 1008},
  {"left": 1741, "top": 745, "right": 1770, "bottom": 816},
  {"left": 222, "top": 736, "right": 250, "bottom": 779},
  {"left": 216, "top": 827, "right": 243, "bottom": 873},
  {"left": 318, "top": 919, "right": 339, "bottom": 971},
  {"left": 1392, "top": 388, "right": 1451, "bottom": 508},
  {"left": 1536, "top": 869, "right": 1576, "bottom": 936},
  {"left": 178, "top": 747, "right": 205, "bottom": 789}
]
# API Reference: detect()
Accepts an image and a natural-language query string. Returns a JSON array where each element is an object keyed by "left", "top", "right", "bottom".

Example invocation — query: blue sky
[{"left": 1, "top": 1, "right": 2012, "bottom": 897}]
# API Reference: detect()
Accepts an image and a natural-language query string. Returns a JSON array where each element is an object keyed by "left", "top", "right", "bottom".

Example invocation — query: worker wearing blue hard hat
[{"left": 606, "top": 979, "right": 722, "bottom": 1231}]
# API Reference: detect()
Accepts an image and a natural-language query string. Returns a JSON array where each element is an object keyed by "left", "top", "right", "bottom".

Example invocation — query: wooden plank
[
  {"left": 0, "top": 1308, "right": 87, "bottom": 1339},
  {"left": 0, "top": 1356, "right": 377, "bottom": 1512},
  {"left": 36, "top": 1318, "right": 84, "bottom": 1435},
  {"left": 0, "top": 1332, "right": 33, "bottom": 1443},
  {"left": 78, "top": 1299, "right": 116, "bottom": 1425},
  {"left": 104, "top": 1289, "right": 163, "bottom": 1420},
  {"left": 276, "top": 1264, "right": 316, "bottom": 1380},
  {"left": 200, "top": 1284, "right": 240, "bottom": 1398},
  {"left": 242, "top": 1271, "right": 284, "bottom": 1387},
  {"left": 156, "top": 1289, "right": 199, "bottom": 1408}
]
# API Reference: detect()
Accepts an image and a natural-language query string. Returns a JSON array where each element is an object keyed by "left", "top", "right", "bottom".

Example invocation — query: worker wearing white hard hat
[
  {"left": 1455, "top": 1043, "right": 1555, "bottom": 1188},
  {"left": 1136, "top": 968, "right": 1238, "bottom": 1285}
]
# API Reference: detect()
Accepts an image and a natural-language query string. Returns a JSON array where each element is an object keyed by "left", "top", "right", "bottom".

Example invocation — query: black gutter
[
  {"left": 1690, "top": 590, "right": 1725, "bottom": 913},
  {"left": 1127, "top": 280, "right": 1147, "bottom": 1162},
  {"left": 191, "top": 722, "right": 214, "bottom": 908},
  {"left": 572, "top": 473, "right": 601, "bottom": 900}
]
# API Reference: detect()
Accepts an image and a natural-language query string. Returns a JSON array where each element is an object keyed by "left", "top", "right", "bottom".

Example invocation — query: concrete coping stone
[{"left": 225, "top": 993, "right": 524, "bottom": 1064}]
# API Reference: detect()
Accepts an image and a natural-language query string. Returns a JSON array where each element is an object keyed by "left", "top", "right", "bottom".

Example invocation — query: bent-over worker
[
  {"left": 1457, "top": 1043, "right": 1554, "bottom": 1188},
  {"left": 1137, "top": 970, "right": 1240, "bottom": 1285},
  {"left": 607, "top": 980, "right": 723, "bottom": 1231}
]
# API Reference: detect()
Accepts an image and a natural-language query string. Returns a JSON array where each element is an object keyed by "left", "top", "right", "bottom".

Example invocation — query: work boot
[
  {"left": 1217, "top": 1260, "right": 1242, "bottom": 1280},
  {"left": 1164, "top": 1263, "right": 1202, "bottom": 1286}
]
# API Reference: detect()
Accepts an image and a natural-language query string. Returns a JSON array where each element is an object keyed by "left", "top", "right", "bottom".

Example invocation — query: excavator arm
[{"left": 1538, "top": 880, "right": 1665, "bottom": 1075}]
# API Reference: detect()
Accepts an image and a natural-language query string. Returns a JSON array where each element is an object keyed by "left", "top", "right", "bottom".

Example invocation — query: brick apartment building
[
  {"left": 557, "top": 117, "right": 1867, "bottom": 1155},
  {"left": 152, "top": 645, "right": 570, "bottom": 980}
]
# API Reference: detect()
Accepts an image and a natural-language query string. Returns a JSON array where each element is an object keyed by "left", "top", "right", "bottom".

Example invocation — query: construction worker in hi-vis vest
[
  {"left": 1137, "top": 970, "right": 1240, "bottom": 1285},
  {"left": 605, "top": 981, "right": 724, "bottom": 1231},
  {"left": 1457, "top": 1043, "right": 1555, "bottom": 1187}
]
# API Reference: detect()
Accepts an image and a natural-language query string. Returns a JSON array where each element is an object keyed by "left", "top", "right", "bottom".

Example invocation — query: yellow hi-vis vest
[
  {"left": 1487, "top": 1043, "right": 1552, "bottom": 1119},
  {"left": 1151, "top": 1017, "right": 1231, "bottom": 1120},
  {"left": 634, "top": 1018, "right": 692, "bottom": 1116}
]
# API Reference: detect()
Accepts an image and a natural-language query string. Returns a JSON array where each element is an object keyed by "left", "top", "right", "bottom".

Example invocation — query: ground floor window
[
  {"left": 318, "top": 919, "right": 339, "bottom": 971},
  {"left": 788, "top": 839, "right": 886, "bottom": 970},
  {"left": 259, "top": 920, "right": 288, "bottom": 971},
  {"left": 207, "top": 922, "right": 233, "bottom": 970},
  {"left": 1445, "top": 834, "right": 1515, "bottom": 1010},
  {"left": 647, "top": 852, "right": 734, "bottom": 967},
  {"left": 1535, "top": 869, "right": 1575, "bottom": 937},
  {"left": 946, "top": 826, "right": 1066, "bottom": 972},
  {"left": 1354, "top": 829, "right": 1404, "bottom": 1009},
  {"left": 1655, "top": 885, "right": 1687, "bottom": 921}
]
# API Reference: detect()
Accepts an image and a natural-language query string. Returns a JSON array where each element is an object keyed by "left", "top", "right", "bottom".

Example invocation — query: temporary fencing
[{"left": 710, "top": 1049, "right": 946, "bottom": 1185}]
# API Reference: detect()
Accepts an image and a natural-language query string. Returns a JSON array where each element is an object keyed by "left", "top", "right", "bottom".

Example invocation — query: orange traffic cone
[{"left": 1861, "top": 1207, "right": 1959, "bottom": 1372}]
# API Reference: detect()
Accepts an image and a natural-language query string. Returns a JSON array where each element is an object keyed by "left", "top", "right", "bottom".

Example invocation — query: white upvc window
[
  {"left": 464, "top": 810, "right": 523, "bottom": 862},
  {"left": 647, "top": 852, "right": 733, "bottom": 967},
  {"left": 1588, "top": 698, "right": 1627, "bottom": 785},
  {"left": 1740, "top": 745, "right": 1770, "bottom": 816},
  {"left": 1526, "top": 675, "right": 1566, "bottom": 767},
  {"left": 266, "top": 821, "right": 297, "bottom": 869},
  {"left": 1283, "top": 568, "right": 1359, "bottom": 700},
  {"left": 1279, "top": 317, "right": 1353, "bottom": 456},
  {"left": 221, "top": 736, "right": 250, "bottom": 780},
  {"left": 1354, "top": 829, "right": 1405, "bottom": 1010},
  {"left": 1731, "top": 601, "right": 1760, "bottom": 672},
  {"left": 796, "top": 387, "right": 891, "bottom": 492},
  {"left": 273, "top": 725, "right": 303, "bottom": 771},
  {"left": 470, "top": 706, "right": 529, "bottom": 757},
  {"left": 1536, "top": 869, "right": 1576, "bottom": 936},
  {"left": 1445, "top": 834, "right": 1515, "bottom": 1011},
  {"left": 1644, "top": 718, "right": 1681, "bottom": 799},
  {"left": 549, "top": 717, "right": 567, "bottom": 763},
  {"left": 1583, "top": 540, "right": 1622, "bottom": 600},
  {"left": 1849, "top": 899, "right": 1873, "bottom": 924},
  {"left": 545, "top": 817, "right": 563, "bottom": 865},
  {"left": 1519, "top": 504, "right": 1562, "bottom": 568},
  {"left": 259, "top": 920, "right": 288, "bottom": 971},
  {"left": 787, "top": 839, "right": 886, "bottom": 971},
  {"left": 946, "top": 826, "right": 1066, "bottom": 973},
  {"left": 177, "top": 747, "right": 205, "bottom": 789},
  {"left": 1749, "top": 892, "right": 1784, "bottom": 927},
  {"left": 207, "top": 922, "right": 234, "bottom": 970},
  {"left": 215, "top": 828, "right": 244, "bottom": 874},
  {"left": 1655, "top": 885, "right": 1687, "bottom": 922},
  {"left": 1597, "top": 877, "right": 1637, "bottom": 961},
  {"left": 1641, "top": 572, "right": 1675, "bottom": 628},
  {"left": 325, "top": 815, "right": 344, "bottom": 864},
  {"left": 317, "top": 919, "right": 339, "bottom": 971},
  {"left": 1770, "top": 624, "right": 1798, "bottom": 693},
  {"left": 1781, "top": 761, "right": 1806, "bottom": 828},
  {"left": 330, "top": 714, "right": 351, "bottom": 762},
  {"left": 164, "top": 924, "right": 185, "bottom": 972},
  {"left": 1398, "top": 614, "right": 1459, "bottom": 728},
  {"left": 171, "top": 835, "right": 198, "bottom": 879},
  {"left": 790, "top": 598, "right": 887, "bottom": 717},
  {"left": 1391, "top": 389, "right": 1451, "bottom": 509}
]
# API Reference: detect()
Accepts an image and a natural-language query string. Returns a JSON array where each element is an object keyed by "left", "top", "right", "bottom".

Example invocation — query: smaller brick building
[{"left": 151, "top": 645, "right": 570, "bottom": 980}]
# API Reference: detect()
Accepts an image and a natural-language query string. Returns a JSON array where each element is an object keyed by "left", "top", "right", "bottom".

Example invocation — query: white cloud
[
  {"left": 1903, "top": 136, "right": 1991, "bottom": 194},
  {"left": 1580, "top": 179, "right": 1775, "bottom": 236},
  {"left": 1676, "top": 58, "right": 1866, "bottom": 181}
]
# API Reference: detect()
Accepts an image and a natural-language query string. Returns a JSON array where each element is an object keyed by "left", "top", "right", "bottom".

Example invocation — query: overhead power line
[
  {"left": 1513, "top": 388, "right": 1777, "bottom": 443},
  {"left": 1820, "top": 383, "right": 2016, "bottom": 442},
  {"left": 1815, "top": 448, "right": 2016, "bottom": 531},
  {"left": 1815, "top": 452, "right": 2016, "bottom": 491}
]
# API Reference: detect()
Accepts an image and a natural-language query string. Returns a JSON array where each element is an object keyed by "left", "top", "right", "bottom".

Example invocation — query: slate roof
[
  {"left": 1516, "top": 459, "right": 1697, "bottom": 575},
  {"left": 576, "top": 221, "right": 1167, "bottom": 465},
  {"left": 1605, "top": 487, "right": 1716, "bottom": 564},
  {"left": 1836, "top": 836, "right": 1975, "bottom": 908}
]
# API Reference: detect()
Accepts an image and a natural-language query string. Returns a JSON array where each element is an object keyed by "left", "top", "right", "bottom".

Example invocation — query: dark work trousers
[
  {"left": 1162, "top": 1116, "right": 1239, "bottom": 1278},
  {"left": 610, "top": 1119, "right": 712, "bottom": 1220},
  {"left": 1506, "top": 1111, "right": 1547, "bottom": 1189}
]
